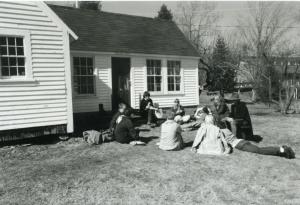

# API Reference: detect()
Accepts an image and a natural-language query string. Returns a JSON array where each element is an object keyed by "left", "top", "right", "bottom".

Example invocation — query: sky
[{"left": 47, "top": 1, "right": 300, "bottom": 46}]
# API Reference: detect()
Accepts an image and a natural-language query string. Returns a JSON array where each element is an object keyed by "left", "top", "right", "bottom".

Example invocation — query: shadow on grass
[
  {"left": 139, "top": 136, "right": 159, "bottom": 144},
  {"left": 251, "top": 113, "right": 270, "bottom": 116},
  {"left": 247, "top": 135, "right": 263, "bottom": 143},
  {"left": 0, "top": 134, "right": 61, "bottom": 147}
]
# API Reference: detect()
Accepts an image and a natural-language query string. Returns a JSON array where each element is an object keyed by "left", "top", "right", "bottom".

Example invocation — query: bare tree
[
  {"left": 267, "top": 43, "right": 299, "bottom": 113},
  {"left": 237, "top": 2, "right": 294, "bottom": 101},
  {"left": 175, "top": 2, "right": 220, "bottom": 55}
]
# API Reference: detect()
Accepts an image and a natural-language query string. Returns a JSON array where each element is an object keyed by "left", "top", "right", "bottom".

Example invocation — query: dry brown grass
[{"left": 1, "top": 94, "right": 300, "bottom": 205}]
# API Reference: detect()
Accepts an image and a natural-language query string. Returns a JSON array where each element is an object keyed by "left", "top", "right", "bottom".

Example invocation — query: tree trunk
[
  {"left": 251, "top": 89, "right": 257, "bottom": 102},
  {"left": 284, "top": 86, "right": 296, "bottom": 113}
]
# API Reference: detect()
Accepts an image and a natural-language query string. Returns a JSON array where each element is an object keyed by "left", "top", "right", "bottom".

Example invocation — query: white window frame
[
  {"left": 0, "top": 28, "right": 32, "bottom": 81},
  {"left": 145, "top": 58, "right": 184, "bottom": 95},
  {"left": 166, "top": 60, "right": 183, "bottom": 94},
  {"left": 146, "top": 59, "right": 163, "bottom": 94},
  {"left": 72, "top": 55, "right": 97, "bottom": 97}
]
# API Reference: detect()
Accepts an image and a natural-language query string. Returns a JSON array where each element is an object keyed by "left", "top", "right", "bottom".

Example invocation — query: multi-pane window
[
  {"left": 73, "top": 57, "right": 95, "bottom": 94},
  {"left": 147, "top": 59, "right": 162, "bottom": 92},
  {"left": 167, "top": 61, "right": 181, "bottom": 91},
  {"left": 0, "top": 36, "right": 25, "bottom": 77}
]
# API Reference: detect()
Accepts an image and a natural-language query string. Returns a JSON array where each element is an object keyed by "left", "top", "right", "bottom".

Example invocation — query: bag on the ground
[
  {"left": 83, "top": 129, "right": 114, "bottom": 145},
  {"left": 83, "top": 130, "right": 101, "bottom": 145}
]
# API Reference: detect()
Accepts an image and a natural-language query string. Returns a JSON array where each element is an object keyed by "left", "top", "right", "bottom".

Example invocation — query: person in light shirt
[{"left": 157, "top": 110, "right": 184, "bottom": 151}]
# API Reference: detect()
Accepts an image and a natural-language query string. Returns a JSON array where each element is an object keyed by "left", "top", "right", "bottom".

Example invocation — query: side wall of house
[
  {"left": 70, "top": 53, "right": 199, "bottom": 113},
  {"left": 71, "top": 53, "right": 112, "bottom": 113},
  {"left": 0, "top": 2, "right": 71, "bottom": 131},
  {"left": 131, "top": 56, "right": 199, "bottom": 109}
]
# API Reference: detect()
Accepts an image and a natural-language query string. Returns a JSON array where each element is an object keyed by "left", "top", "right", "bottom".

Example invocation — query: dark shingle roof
[{"left": 49, "top": 5, "right": 200, "bottom": 57}]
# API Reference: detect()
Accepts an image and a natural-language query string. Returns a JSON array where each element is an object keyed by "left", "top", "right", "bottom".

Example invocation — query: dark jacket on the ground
[{"left": 114, "top": 116, "right": 136, "bottom": 144}]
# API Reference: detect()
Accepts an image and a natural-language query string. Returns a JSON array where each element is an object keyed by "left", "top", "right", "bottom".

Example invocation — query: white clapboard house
[{"left": 0, "top": 2, "right": 200, "bottom": 141}]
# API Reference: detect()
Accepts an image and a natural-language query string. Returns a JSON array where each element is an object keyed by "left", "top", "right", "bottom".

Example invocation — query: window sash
[
  {"left": 73, "top": 57, "right": 95, "bottom": 95},
  {"left": 0, "top": 36, "right": 25, "bottom": 77},
  {"left": 147, "top": 59, "right": 162, "bottom": 92},
  {"left": 167, "top": 61, "right": 181, "bottom": 91}
]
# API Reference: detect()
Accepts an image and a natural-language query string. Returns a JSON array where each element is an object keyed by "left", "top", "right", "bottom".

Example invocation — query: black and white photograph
[{"left": 0, "top": 0, "right": 299, "bottom": 204}]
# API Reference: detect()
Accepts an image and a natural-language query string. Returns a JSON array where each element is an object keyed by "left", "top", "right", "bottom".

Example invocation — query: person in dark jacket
[
  {"left": 227, "top": 93, "right": 253, "bottom": 140},
  {"left": 140, "top": 91, "right": 157, "bottom": 125},
  {"left": 114, "top": 107, "right": 138, "bottom": 144}
]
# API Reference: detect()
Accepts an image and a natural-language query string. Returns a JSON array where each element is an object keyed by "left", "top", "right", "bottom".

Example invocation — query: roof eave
[{"left": 37, "top": 2, "right": 78, "bottom": 40}]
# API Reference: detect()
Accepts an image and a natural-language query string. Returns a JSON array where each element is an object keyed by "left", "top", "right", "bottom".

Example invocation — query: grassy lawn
[{"left": 1, "top": 92, "right": 300, "bottom": 205}]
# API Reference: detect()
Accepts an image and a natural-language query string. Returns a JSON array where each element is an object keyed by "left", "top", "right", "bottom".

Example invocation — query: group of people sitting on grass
[{"left": 107, "top": 91, "right": 295, "bottom": 159}]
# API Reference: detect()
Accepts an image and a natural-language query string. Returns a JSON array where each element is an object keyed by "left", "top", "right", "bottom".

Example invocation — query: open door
[{"left": 111, "top": 57, "right": 131, "bottom": 110}]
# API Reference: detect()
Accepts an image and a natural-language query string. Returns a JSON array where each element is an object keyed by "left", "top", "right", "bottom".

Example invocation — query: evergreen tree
[
  {"left": 79, "top": 1, "right": 102, "bottom": 11},
  {"left": 209, "top": 36, "right": 236, "bottom": 92},
  {"left": 156, "top": 4, "right": 173, "bottom": 21}
]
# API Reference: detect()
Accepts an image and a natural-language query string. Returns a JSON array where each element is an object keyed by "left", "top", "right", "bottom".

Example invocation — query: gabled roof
[
  {"left": 48, "top": 5, "right": 200, "bottom": 57},
  {"left": 38, "top": 2, "right": 78, "bottom": 40}
]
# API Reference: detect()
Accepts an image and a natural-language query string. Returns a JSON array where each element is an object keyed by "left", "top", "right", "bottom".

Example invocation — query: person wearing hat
[
  {"left": 157, "top": 110, "right": 184, "bottom": 151},
  {"left": 226, "top": 92, "right": 253, "bottom": 139},
  {"left": 192, "top": 115, "right": 295, "bottom": 159}
]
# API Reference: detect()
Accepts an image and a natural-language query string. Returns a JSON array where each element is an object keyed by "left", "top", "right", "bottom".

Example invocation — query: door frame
[{"left": 111, "top": 57, "right": 131, "bottom": 110}]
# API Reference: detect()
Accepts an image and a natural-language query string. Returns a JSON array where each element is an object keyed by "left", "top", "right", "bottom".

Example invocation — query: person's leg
[
  {"left": 147, "top": 109, "right": 152, "bottom": 124},
  {"left": 235, "top": 141, "right": 295, "bottom": 159}
]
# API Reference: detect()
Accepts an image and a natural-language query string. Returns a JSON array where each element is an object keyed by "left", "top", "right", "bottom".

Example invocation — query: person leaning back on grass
[{"left": 192, "top": 115, "right": 295, "bottom": 159}]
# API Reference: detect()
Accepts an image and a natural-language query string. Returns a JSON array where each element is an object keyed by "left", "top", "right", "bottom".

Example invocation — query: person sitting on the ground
[
  {"left": 109, "top": 103, "right": 127, "bottom": 132},
  {"left": 226, "top": 93, "right": 253, "bottom": 140},
  {"left": 157, "top": 110, "right": 184, "bottom": 151},
  {"left": 194, "top": 106, "right": 211, "bottom": 121},
  {"left": 191, "top": 115, "right": 295, "bottom": 159},
  {"left": 181, "top": 106, "right": 211, "bottom": 131},
  {"left": 191, "top": 115, "right": 231, "bottom": 155},
  {"left": 171, "top": 99, "right": 191, "bottom": 123},
  {"left": 140, "top": 91, "right": 158, "bottom": 126},
  {"left": 211, "top": 95, "right": 230, "bottom": 127},
  {"left": 114, "top": 107, "right": 145, "bottom": 145}
]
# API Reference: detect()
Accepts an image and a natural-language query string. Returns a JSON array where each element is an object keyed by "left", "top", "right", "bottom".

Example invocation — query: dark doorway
[{"left": 111, "top": 57, "right": 131, "bottom": 110}]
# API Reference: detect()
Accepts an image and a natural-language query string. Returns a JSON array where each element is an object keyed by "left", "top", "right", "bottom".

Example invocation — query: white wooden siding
[
  {"left": 0, "top": 2, "right": 70, "bottom": 131},
  {"left": 72, "top": 54, "right": 112, "bottom": 113},
  {"left": 130, "top": 56, "right": 199, "bottom": 109},
  {"left": 71, "top": 53, "right": 199, "bottom": 112}
]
